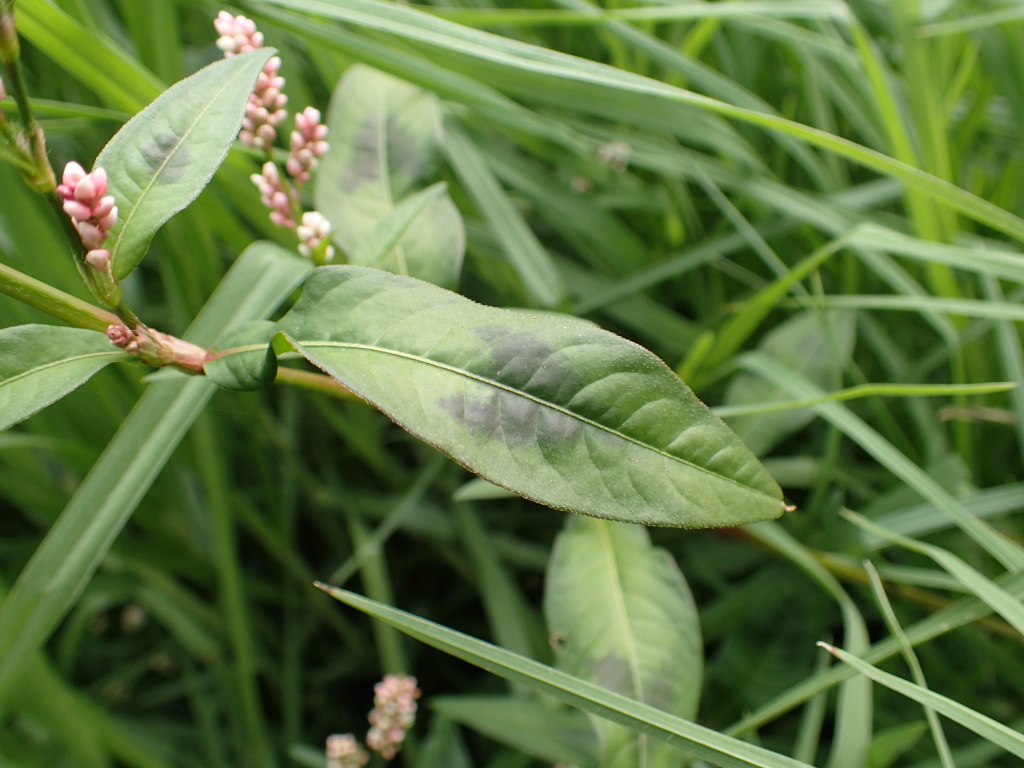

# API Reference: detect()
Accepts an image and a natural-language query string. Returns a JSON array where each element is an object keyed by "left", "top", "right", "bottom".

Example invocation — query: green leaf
[
  {"left": 315, "top": 64, "right": 464, "bottom": 287},
  {"left": 204, "top": 320, "right": 280, "bottom": 391},
  {"left": 97, "top": 49, "right": 275, "bottom": 280},
  {"left": 279, "top": 266, "right": 782, "bottom": 527},
  {"left": 820, "top": 643, "right": 1024, "bottom": 760},
  {"left": 545, "top": 516, "right": 702, "bottom": 768},
  {"left": 723, "top": 310, "right": 856, "bottom": 456},
  {"left": 431, "top": 694, "right": 597, "bottom": 766},
  {"left": 0, "top": 325, "right": 130, "bottom": 432},
  {"left": 319, "top": 586, "right": 817, "bottom": 768},
  {"left": 0, "top": 243, "right": 312, "bottom": 704},
  {"left": 15, "top": 0, "right": 164, "bottom": 113}
]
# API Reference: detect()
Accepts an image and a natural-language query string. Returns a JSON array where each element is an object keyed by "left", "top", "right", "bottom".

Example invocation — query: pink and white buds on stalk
[
  {"left": 365, "top": 674, "right": 420, "bottom": 760},
  {"left": 297, "top": 211, "right": 334, "bottom": 262},
  {"left": 286, "top": 107, "right": 329, "bottom": 185},
  {"left": 213, "top": 12, "right": 286, "bottom": 149},
  {"left": 213, "top": 11, "right": 264, "bottom": 56},
  {"left": 240, "top": 56, "right": 288, "bottom": 149},
  {"left": 58, "top": 161, "right": 118, "bottom": 267},
  {"left": 251, "top": 161, "right": 298, "bottom": 228},
  {"left": 325, "top": 734, "right": 369, "bottom": 768}
]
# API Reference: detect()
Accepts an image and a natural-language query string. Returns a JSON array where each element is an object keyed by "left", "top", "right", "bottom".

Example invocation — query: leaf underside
[{"left": 280, "top": 266, "right": 782, "bottom": 528}]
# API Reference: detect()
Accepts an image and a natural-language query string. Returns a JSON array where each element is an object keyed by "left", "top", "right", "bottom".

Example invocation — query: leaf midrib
[
  {"left": 110, "top": 59, "right": 263, "bottom": 263},
  {"left": 295, "top": 338, "right": 774, "bottom": 498},
  {"left": 1, "top": 351, "right": 124, "bottom": 387}
]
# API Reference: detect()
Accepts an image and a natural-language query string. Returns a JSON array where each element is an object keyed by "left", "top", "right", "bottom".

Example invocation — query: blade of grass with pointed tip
[
  {"left": 279, "top": 266, "right": 783, "bottom": 528},
  {"left": 257, "top": 0, "right": 1024, "bottom": 244},
  {"left": 15, "top": 0, "right": 164, "bottom": 112},
  {"left": 737, "top": 351, "right": 1024, "bottom": 571},
  {"left": 0, "top": 325, "right": 131, "bottom": 432},
  {"left": 844, "top": 510, "right": 1024, "bottom": 637},
  {"left": 318, "top": 585, "right": 817, "bottom": 768},
  {"left": 0, "top": 243, "right": 311, "bottom": 705},
  {"left": 819, "top": 643, "right": 1024, "bottom": 760},
  {"left": 97, "top": 49, "right": 275, "bottom": 280}
]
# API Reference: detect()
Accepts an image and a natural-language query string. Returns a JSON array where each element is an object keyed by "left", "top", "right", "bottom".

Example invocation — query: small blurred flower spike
[
  {"left": 0, "top": 76, "right": 6, "bottom": 101},
  {"left": 241, "top": 55, "right": 287, "bottom": 149},
  {"left": 213, "top": 11, "right": 264, "bottom": 56},
  {"left": 297, "top": 211, "right": 335, "bottom": 263},
  {"left": 57, "top": 161, "right": 117, "bottom": 269},
  {"left": 287, "top": 107, "right": 329, "bottom": 185},
  {"left": 325, "top": 733, "right": 369, "bottom": 768},
  {"left": 366, "top": 674, "right": 420, "bottom": 760},
  {"left": 251, "top": 161, "right": 297, "bottom": 229},
  {"left": 213, "top": 12, "right": 286, "bottom": 149}
]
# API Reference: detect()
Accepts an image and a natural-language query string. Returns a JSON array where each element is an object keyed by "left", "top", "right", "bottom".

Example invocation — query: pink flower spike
[
  {"left": 365, "top": 674, "right": 420, "bottom": 760},
  {"left": 60, "top": 161, "right": 119, "bottom": 252},
  {"left": 286, "top": 106, "right": 329, "bottom": 184},
  {"left": 213, "top": 12, "right": 263, "bottom": 57}
]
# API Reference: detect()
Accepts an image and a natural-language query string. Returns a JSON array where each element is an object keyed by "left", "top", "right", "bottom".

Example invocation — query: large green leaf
[
  {"left": 278, "top": 266, "right": 783, "bottom": 527},
  {"left": 545, "top": 516, "right": 702, "bottom": 768},
  {"left": 315, "top": 64, "right": 464, "bottom": 288},
  {"left": 0, "top": 325, "right": 130, "bottom": 432},
  {"left": 97, "top": 49, "right": 275, "bottom": 280}
]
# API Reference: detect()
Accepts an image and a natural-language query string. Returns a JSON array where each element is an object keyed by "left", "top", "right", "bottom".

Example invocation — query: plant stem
[
  {"left": 0, "top": 0, "right": 55, "bottom": 193},
  {"left": 0, "top": 260, "right": 118, "bottom": 332}
]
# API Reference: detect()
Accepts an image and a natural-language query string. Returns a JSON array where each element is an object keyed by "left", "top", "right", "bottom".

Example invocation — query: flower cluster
[
  {"left": 57, "top": 162, "right": 118, "bottom": 270},
  {"left": 366, "top": 674, "right": 421, "bottom": 760},
  {"left": 287, "top": 107, "right": 329, "bottom": 185},
  {"left": 297, "top": 211, "right": 334, "bottom": 261},
  {"left": 250, "top": 162, "right": 297, "bottom": 228},
  {"left": 325, "top": 733, "right": 369, "bottom": 768},
  {"left": 214, "top": 11, "right": 333, "bottom": 261},
  {"left": 213, "top": 11, "right": 264, "bottom": 55}
]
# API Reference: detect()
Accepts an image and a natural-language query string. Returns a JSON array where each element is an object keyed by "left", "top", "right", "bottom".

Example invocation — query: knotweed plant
[{"left": 2, "top": 1, "right": 1022, "bottom": 767}]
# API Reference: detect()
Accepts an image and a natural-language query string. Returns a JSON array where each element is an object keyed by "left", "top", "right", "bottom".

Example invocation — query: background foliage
[{"left": 1, "top": 1, "right": 1023, "bottom": 767}]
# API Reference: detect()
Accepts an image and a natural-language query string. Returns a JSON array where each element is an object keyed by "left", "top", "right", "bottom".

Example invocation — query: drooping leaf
[
  {"left": 0, "top": 325, "right": 131, "bottom": 432},
  {"left": 315, "top": 64, "right": 464, "bottom": 287},
  {"left": 204, "top": 320, "right": 280, "bottom": 391},
  {"left": 279, "top": 266, "right": 783, "bottom": 527},
  {"left": 545, "top": 516, "right": 702, "bottom": 768},
  {"left": 97, "top": 49, "right": 275, "bottom": 280}
]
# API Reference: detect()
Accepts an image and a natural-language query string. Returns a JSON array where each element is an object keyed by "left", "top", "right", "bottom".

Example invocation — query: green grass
[{"left": 1, "top": 0, "right": 1023, "bottom": 766}]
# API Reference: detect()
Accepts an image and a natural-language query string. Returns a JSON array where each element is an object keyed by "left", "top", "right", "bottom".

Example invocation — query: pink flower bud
[
  {"left": 62, "top": 199, "right": 93, "bottom": 221},
  {"left": 107, "top": 324, "right": 137, "bottom": 350},
  {"left": 73, "top": 174, "right": 97, "bottom": 201},
  {"left": 85, "top": 249, "right": 110, "bottom": 270},
  {"left": 92, "top": 195, "right": 116, "bottom": 220},
  {"left": 62, "top": 161, "right": 86, "bottom": 189}
]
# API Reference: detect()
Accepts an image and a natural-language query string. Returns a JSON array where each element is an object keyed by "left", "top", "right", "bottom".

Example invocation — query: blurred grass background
[{"left": 1, "top": 0, "right": 1022, "bottom": 766}]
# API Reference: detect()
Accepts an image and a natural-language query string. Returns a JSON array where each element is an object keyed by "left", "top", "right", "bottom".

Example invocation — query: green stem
[
  {"left": 0, "top": 260, "right": 118, "bottom": 332},
  {"left": 0, "top": 0, "right": 54, "bottom": 193}
]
